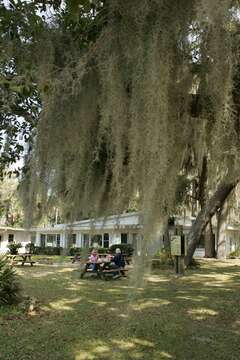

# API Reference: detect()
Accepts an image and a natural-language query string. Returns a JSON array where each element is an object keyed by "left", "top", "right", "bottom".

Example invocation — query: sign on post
[
  {"left": 170, "top": 235, "right": 182, "bottom": 256},
  {"left": 170, "top": 234, "right": 187, "bottom": 275}
]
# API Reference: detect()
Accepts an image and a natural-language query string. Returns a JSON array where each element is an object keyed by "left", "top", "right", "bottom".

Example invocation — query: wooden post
[{"left": 174, "top": 226, "right": 185, "bottom": 275}]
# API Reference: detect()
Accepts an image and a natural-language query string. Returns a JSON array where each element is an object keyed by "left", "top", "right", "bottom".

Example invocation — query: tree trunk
[
  {"left": 204, "top": 218, "right": 215, "bottom": 257},
  {"left": 185, "top": 179, "right": 238, "bottom": 266},
  {"left": 198, "top": 156, "right": 208, "bottom": 209},
  {"left": 163, "top": 224, "right": 171, "bottom": 251},
  {"left": 197, "top": 156, "right": 215, "bottom": 258},
  {"left": 216, "top": 203, "right": 229, "bottom": 258}
]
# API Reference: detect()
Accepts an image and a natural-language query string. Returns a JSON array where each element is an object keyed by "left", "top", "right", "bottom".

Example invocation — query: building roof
[
  {"left": 0, "top": 226, "right": 27, "bottom": 232},
  {"left": 31, "top": 212, "right": 143, "bottom": 233}
]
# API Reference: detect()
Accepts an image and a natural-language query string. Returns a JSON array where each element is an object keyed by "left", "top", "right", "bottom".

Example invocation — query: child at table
[{"left": 89, "top": 249, "right": 99, "bottom": 271}]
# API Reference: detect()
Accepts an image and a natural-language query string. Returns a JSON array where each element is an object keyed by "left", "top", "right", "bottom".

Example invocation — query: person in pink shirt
[{"left": 89, "top": 249, "right": 99, "bottom": 271}]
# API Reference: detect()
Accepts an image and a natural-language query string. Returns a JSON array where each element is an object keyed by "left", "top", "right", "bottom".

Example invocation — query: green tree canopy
[{"left": 1, "top": 1, "right": 240, "bottom": 241}]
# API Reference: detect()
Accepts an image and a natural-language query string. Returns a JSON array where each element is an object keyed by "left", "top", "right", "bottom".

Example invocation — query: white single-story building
[
  {"left": 32, "top": 212, "right": 143, "bottom": 251},
  {"left": 0, "top": 226, "right": 32, "bottom": 254},
  {"left": 0, "top": 212, "right": 239, "bottom": 257}
]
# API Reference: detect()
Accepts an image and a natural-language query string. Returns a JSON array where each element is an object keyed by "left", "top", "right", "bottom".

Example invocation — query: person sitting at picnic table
[
  {"left": 89, "top": 249, "right": 99, "bottom": 272},
  {"left": 111, "top": 248, "right": 126, "bottom": 278}
]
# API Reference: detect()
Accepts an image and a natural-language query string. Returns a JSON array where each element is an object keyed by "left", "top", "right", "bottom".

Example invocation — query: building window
[
  {"left": 83, "top": 234, "right": 89, "bottom": 248},
  {"left": 68, "top": 233, "right": 76, "bottom": 247},
  {"left": 91, "top": 234, "right": 102, "bottom": 247},
  {"left": 47, "top": 234, "right": 56, "bottom": 246},
  {"left": 71, "top": 234, "right": 77, "bottom": 247},
  {"left": 8, "top": 234, "right": 14, "bottom": 243},
  {"left": 40, "top": 234, "right": 46, "bottom": 247},
  {"left": 121, "top": 233, "right": 128, "bottom": 244},
  {"left": 103, "top": 233, "right": 109, "bottom": 248},
  {"left": 56, "top": 234, "right": 61, "bottom": 247},
  {"left": 31, "top": 234, "right": 36, "bottom": 244}
]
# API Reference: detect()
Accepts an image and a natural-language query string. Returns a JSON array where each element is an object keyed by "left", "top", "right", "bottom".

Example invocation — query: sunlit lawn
[{"left": 0, "top": 260, "right": 240, "bottom": 360}]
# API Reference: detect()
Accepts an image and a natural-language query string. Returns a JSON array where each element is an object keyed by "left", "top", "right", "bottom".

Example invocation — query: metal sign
[{"left": 170, "top": 235, "right": 182, "bottom": 256}]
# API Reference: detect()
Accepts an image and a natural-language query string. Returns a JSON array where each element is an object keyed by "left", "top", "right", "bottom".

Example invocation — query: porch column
[{"left": 36, "top": 232, "right": 41, "bottom": 246}]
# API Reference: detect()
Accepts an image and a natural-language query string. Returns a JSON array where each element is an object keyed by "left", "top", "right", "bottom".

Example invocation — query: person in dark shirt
[{"left": 111, "top": 248, "right": 126, "bottom": 279}]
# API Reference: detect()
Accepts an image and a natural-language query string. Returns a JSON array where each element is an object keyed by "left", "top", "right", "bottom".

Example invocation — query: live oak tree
[
  {"left": 0, "top": 0, "right": 44, "bottom": 178},
  {"left": 2, "top": 1, "right": 240, "bottom": 264},
  {"left": 0, "top": 176, "right": 24, "bottom": 226}
]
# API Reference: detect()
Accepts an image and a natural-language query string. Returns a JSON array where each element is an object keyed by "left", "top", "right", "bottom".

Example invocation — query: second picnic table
[{"left": 6, "top": 253, "right": 35, "bottom": 266}]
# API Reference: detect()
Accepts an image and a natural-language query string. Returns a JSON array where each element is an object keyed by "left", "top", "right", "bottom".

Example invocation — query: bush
[
  {"left": 69, "top": 247, "right": 110, "bottom": 256},
  {"left": 229, "top": 249, "right": 240, "bottom": 258},
  {"left": 154, "top": 248, "right": 174, "bottom": 266},
  {"left": 69, "top": 247, "right": 82, "bottom": 256},
  {"left": 0, "top": 256, "right": 20, "bottom": 305},
  {"left": 33, "top": 246, "right": 63, "bottom": 256},
  {"left": 7, "top": 243, "right": 22, "bottom": 255},
  {"left": 109, "top": 244, "right": 134, "bottom": 256},
  {"left": 25, "top": 243, "right": 35, "bottom": 254},
  {"left": 90, "top": 247, "right": 107, "bottom": 254}
]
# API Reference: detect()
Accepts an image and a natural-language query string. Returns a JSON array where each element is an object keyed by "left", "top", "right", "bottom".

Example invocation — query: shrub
[
  {"left": 69, "top": 247, "right": 82, "bottom": 256},
  {"left": 154, "top": 248, "right": 174, "bottom": 266},
  {"left": 109, "top": 244, "right": 134, "bottom": 256},
  {"left": 229, "top": 249, "right": 240, "bottom": 258},
  {"left": 89, "top": 247, "right": 107, "bottom": 254},
  {"left": 7, "top": 243, "right": 22, "bottom": 255},
  {"left": 33, "top": 246, "right": 63, "bottom": 256},
  {"left": 0, "top": 256, "right": 20, "bottom": 305},
  {"left": 25, "top": 243, "right": 35, "bottom": 254}
]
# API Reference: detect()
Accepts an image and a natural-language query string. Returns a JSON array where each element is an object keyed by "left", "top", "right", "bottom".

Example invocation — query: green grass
[
  {"left": 0, "top": 260, "right": 240, "bottom": 360},
  {"left": 31, "top": 255, "right": 71, "bottom": 264}
]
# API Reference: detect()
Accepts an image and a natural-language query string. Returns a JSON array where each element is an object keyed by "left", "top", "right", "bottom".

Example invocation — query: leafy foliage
[
  {"left": 7, "top": 242, "right": 22, "bottom": 255},
  {"left": 2, "top": 1, "right": 240, "bottom": 260},
  {"left": 18, "top": 1, "right": 239, "bottom": 227},
  {"left": 33, "top": 246, "right": 63, "bottom": 256},
  {"left": 0, "top": 0, "right": 43, "bottom": 178},
  {"left": 0, "top": 256, "right": 20, "bottom": 305},
  {"left": 68, "top": 247, "right": 82, "bottom": 256},
  {"left": 109, "top": 244, "right": 134, "bottom": 257},
  {"left": 25, "top": 242, "right": 35, "bottom": 254},
  {"left": 0, "top": 176, "right": 23, "bottom": 226}
]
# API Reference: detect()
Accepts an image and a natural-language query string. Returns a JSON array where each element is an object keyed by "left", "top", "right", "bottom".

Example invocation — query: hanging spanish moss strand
[{"left": 22, "top": 1, "right": 239, "bottom": 254}]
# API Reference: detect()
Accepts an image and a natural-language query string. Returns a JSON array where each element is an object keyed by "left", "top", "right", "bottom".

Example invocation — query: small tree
[
  {"left": 7, "top": 243, "right": 22, "bottom": 255},
  {"left": 25, "top": 243, "right": 35, "bottom": 254},
  {"left": 0, "top": 257, "right": 20, "bottom": 305}
]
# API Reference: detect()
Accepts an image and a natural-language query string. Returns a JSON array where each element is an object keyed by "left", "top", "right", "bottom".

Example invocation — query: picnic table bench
[
  {"left": 6, "top": 253, "right": 35, "bottom": 266},
  {"left": 72, "top": 253, "right": 132, "bottom": 264},
  {"left": 101, "top": 267, "right": 128, "bottom": 280},
  {"left": 80, "top": 260, "right": 128, "bottom": 280},
  {"left": 70, "top": 255, "right": 81, "bottom": 263}
]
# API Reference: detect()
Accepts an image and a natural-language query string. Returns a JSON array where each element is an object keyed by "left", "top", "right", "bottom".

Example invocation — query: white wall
[{"left": 0, "top": 230, "right": 31, "bottom": 254}]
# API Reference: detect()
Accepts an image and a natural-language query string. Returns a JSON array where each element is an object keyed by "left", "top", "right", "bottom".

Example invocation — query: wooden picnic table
[
  {"left": 72, "top": 253, "right": 132, "bottom": 264},
  {"left": 80, "top": 259, "right": 128, "bottom": 280},
  {"left": 6, "top": 253, "right": 35, "bottom": 266}
]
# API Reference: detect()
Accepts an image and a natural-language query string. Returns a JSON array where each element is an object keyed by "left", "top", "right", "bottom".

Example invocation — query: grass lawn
[
  {"left": 31, "top": 255, "right": 71, "bottom": 264},
  {"left": 0, "top": 260, "right": 240, "bottom": 360}
]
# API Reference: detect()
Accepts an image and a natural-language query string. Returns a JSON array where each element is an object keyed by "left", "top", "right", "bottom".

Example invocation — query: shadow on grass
[{"left": 0, "top": 260, "right": 240, "bottom": 360}]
